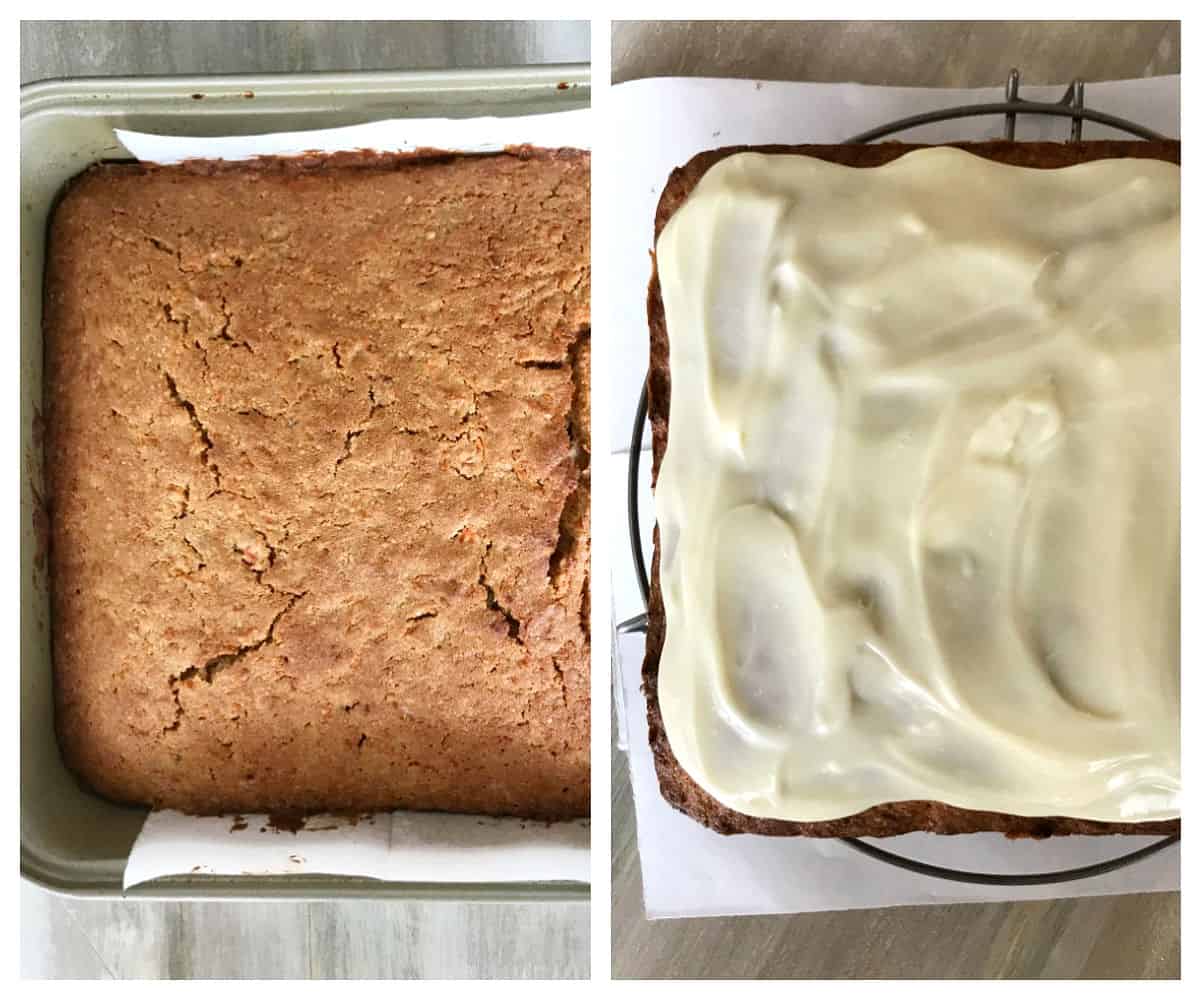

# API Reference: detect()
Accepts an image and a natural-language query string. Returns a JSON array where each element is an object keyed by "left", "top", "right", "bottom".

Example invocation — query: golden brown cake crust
[
  {"left": 45, "top": 148, "right": 590, "bottom": 820},
  {"left": 645, "top": 140, "right": 1181, "bottom": 838}
]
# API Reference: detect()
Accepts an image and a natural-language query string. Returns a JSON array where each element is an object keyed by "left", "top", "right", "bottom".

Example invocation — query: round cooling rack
[
  {"left": 617, "top": 69, "right": 1180, "bottom": 886},
  {"left": 845, "top": 69, "right": 1166, "bottom": 143}
]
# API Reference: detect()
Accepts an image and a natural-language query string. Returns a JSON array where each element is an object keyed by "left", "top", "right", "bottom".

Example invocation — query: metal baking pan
[{"left": 20, "top": 66, "right": 590, "bottom": 900}]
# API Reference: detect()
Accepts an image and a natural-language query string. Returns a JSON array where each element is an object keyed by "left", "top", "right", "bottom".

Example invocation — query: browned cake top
[{"left": 46, "top": 149, "right": 590, "bottom": 819}]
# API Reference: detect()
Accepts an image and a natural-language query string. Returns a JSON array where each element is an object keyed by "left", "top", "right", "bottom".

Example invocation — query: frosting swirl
[{"left": 654, "top": 148, "right": 1180, "bottom": 823}]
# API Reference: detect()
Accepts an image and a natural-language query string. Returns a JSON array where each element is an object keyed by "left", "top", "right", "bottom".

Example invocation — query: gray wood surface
[
  {"left": 610, "top": 19, "right": 1180, "bottom": 981},
  {"left": 20, "top": 19, "right": 589, "bottom": 982},
  {"left": 21, "top": 20, "right": 588, "bottom": 81},
  {"left": 22, "top": 881, "right": 587, "bottom": 980},
  {"left": 612, "top": 20, "right": 1179, "bottom": 86}
]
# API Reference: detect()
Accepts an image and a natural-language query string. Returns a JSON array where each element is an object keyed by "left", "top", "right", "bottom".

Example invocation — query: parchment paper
[
  {"left": 115, "top": 108, "right": 591, "bottom": 891},
  {"left": 125, "top": 811, "right": 588, "bottom": 889},
  {"left": 608, "top": 76, "right": 1180, "bottom": 919},
  {"left": 116, "top": 108, "right": 590, "bottom": 164}
]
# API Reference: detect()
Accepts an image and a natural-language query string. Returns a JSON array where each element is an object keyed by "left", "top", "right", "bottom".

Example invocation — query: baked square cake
[
  {"left": 645, "top": 141, "right": 1180, "bottom": 837},
  {"left": 45, "top": 148, "right": 590, "bottom": 820}
]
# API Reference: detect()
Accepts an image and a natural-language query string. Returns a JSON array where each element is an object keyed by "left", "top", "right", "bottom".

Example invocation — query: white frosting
[{"left": 654, "top": 148, "right": 1180, "bottom": 823}]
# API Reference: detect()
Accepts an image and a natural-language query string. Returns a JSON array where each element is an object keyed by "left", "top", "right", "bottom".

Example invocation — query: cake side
[
  {"left": 45, "top": 149, "right": 590, "bottom": 820},
  {"left": 644, "top": 140, "right": 1181, "bottom": 837}
]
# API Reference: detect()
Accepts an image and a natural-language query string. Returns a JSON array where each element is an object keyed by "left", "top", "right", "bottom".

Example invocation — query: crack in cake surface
[
  {"left": 164, "top": 592, "right": 306, "bottom": 732},
  {"left": 163, "top": 371, "right": 222, "bottom": 492},
  {"left": 478, "top": 542, "right": 524, "bottom": 644},
  {"left": 548, "top": 328, "right": 590, "bottom": 593}
]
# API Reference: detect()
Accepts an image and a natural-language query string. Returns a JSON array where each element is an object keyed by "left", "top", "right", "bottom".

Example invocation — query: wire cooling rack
[{"left": 617, "top": 69, "right": 1179, "bottom": 886}]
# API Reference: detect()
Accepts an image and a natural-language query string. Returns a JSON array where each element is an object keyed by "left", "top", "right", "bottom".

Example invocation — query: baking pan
[{"left": 20, "top": 66, "right": 590, "bottom": 900}]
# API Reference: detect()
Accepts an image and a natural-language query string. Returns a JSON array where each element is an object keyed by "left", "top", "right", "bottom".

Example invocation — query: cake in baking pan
[{"left": 44, "top": 149, "right": 590, "bottom": 820}]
